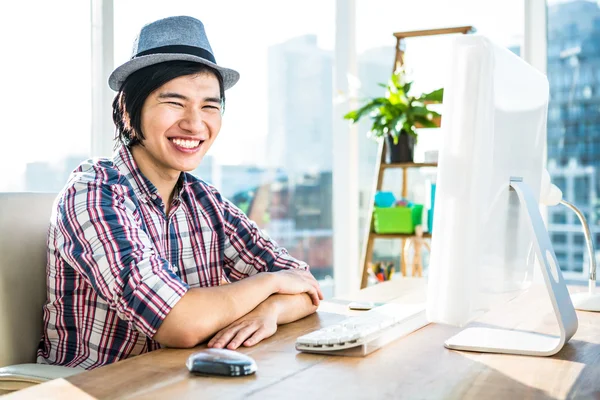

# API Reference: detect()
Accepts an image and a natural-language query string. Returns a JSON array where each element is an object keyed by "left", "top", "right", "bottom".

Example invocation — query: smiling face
[{"left": 131, "top": 72, "right": 223, "bottom": 181}]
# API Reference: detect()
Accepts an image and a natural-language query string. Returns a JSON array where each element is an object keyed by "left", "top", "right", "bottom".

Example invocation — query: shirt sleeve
[
  {"left": 216, "top": 191, "right": 310, "bottom": 281},
  {"left": 56, "top": 181, "right": 189, "bottom": 338}
]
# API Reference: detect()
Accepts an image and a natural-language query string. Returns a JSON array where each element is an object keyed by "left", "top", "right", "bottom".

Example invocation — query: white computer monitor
[{"left": 426, "top": 35, "right": 578, "bottom": 356}]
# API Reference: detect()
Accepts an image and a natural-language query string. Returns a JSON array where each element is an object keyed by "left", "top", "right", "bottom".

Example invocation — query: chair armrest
[{"left": 0, "top": 363, "right": 83, "bottom": 391}]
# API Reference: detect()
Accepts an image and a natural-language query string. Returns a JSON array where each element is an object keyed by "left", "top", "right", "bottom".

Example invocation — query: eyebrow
[{"left": 157, "top": 92, "right": 221, "bottom": 104}]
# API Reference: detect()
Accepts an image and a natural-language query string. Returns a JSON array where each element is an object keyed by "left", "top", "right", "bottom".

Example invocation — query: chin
[
  {"left": 171, "top": 153, "right": 206, "bottom": 172},
  {"left": 175, "top": 160, "right": 203, "bottom": 173}
]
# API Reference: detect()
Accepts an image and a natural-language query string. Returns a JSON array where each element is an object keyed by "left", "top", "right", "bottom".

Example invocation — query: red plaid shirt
[{"left": 37, "top": 145, "right": 307, "bottom": 370}]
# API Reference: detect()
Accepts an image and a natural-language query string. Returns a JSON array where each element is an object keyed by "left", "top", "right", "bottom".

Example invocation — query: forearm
[
  {"left": 206, "top": 287, "right": 320, "bottom": 350},
  {"left": 155, "top": 272, "right": 278, "bottom": 347},
  {"left": 259, "top": 293, "right": 318, "bottom": 325}
]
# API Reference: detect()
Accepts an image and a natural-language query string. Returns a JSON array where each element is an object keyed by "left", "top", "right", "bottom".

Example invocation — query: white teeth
[{"left": 171, "top": 138, "right": 201, "bottom": 149}]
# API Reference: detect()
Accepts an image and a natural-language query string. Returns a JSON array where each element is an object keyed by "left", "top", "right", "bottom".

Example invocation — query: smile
[
  {"left": 170, "top": 138, "right": 201, "bottom": 149},
  {"left": 169, "top": 137, "right": 204, "bottom": 153}
]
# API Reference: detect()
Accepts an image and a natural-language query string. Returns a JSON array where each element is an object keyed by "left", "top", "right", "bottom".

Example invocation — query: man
[{"left": 37, "top": 16, "right": 323, "bottom": 370}]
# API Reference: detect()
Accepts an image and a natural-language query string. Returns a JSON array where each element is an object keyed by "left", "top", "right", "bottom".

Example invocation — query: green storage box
[{"left": 373, "top": 205, "right": 423, "bottom": 234}]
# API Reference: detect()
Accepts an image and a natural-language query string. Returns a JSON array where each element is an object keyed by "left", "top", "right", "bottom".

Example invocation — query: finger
[
  {"left": 316, "top": 283, "right": 324, "bottom": 300},
  {"left": 207, "top": 326, "right": 230, "bottom": 347},
  {"left": 207, "top": 333, "right": 220, "bottom": 348},
  {"left": 243, "top": 326, "right": 275, "bottom": 347},
  {"left": 307, "top": 287, "right": 320, "bottom": 306},
  {"left": 307, "top": 278, "right": 323, "bottom": 300},
  {"left": 306, "top": 279, "right": 323, "bottom": 303},
  {"left": 227, "top": 324, "right": 259, "bottom": 350},
  {"left": 209, "top": 323, "right": 245, "bottom": 348},
  {"left": 207, "top": 327, "right": 227, "bottom": 347}
]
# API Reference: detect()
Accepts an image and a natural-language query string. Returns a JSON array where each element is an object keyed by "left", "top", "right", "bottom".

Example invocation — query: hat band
[{"left": 133, "top": 45, "right": 216, "bottom": 64}]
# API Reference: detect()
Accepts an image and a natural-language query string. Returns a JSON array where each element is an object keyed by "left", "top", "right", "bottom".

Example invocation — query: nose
[{"left": 179, "top": 109, "right": 208, "bottom": 136}]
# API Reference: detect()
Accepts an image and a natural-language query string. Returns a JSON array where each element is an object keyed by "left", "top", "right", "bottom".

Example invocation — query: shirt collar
[
  {"left": 173, "top": 172, "right": 188, "bottom": 203},
  {"left": 114, "top": 145, "right": 157, "bottom": 202},
  {"left": 114, "top": 145, "right": 187, "bottom": 204}
]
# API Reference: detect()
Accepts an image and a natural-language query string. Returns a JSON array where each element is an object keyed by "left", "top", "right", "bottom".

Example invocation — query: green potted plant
[{"left": 344, "top": 68, "right": 443, "bottom": 163}]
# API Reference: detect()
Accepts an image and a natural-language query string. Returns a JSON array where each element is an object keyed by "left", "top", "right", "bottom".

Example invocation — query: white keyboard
[{"left": 296, "top": 303, "right": 428, "bottom": 356}]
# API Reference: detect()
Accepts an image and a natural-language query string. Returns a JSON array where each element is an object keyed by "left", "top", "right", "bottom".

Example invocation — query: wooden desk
[{"left": 7, "top": 279, "right": 600, "bottom": 399}]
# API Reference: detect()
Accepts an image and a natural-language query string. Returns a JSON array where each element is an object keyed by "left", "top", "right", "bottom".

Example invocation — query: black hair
[{"left": 112, "top": 61, "right": 225, "bottom": 148}]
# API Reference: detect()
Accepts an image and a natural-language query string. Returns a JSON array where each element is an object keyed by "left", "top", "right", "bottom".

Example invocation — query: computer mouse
[{"left": 186, "top": 348, "right": 257, "bottom": 377}]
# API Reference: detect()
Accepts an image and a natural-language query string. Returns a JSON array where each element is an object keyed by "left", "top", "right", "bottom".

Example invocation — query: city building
[
  {"left": 548, "top": 158, "right": 597, "bottom": 274},
  {"left": 547, "top": 0, "right": 600, "bottom": 274},
  {"left": 267, "top": 34, "right": 333, "bottom": 175}
]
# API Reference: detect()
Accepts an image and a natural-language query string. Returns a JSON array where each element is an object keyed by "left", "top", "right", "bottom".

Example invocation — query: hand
[
  {"left": 273, "top": 269, "right": 323, "bottom": 306},
  {"left": 207, "top": 304, "right": 278, "bottom": 350}
]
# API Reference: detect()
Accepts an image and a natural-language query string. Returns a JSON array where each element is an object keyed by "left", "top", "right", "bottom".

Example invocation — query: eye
[
  {"left": 163, "top": 101, "right": 183, "bottom": 107},
  {"left": 203, "top": 105, "right": 221, "bottom": 111}
]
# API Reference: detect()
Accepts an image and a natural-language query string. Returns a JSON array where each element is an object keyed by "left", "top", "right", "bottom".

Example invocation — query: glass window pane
[
  {"left": 555, "top": 251, "right": 568, "bottom": 266},
  {"left": 573, "top": 233, "right": 585, "bottom": 245},
  {"left": 0, "top": 1, "right": 91, "bottom": 192},
  {"left": 356, "top": 1, "right": 524, "bottom": 271},
  {"left": 552, "top": 233, "right": 567, "bottom": 244},
  {"left": 574, "top": 176, "right": 590, "bottom": 203},
  {"left": 572, "top": 253, "right": 584, "bottom": 272},
  {"left": 547, "top": 0, "right": 600, "bottom": 276},
  {"left": 551, "top": 212, "right": 567, "bottom": 224}
]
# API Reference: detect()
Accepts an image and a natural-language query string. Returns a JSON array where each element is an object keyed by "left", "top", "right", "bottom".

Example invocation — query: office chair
[{"left": 0, "top": 193, "right": 82, "bottom": 394}]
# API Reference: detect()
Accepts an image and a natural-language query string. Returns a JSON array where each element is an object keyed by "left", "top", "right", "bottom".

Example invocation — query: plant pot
[{"left": 385, "top": 132, "right": 414, "bottom": 163}]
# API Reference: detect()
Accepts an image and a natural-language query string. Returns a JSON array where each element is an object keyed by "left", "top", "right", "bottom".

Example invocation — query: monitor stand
[{"left": 444, "top": 178, "right": 578, "bottom": 356}]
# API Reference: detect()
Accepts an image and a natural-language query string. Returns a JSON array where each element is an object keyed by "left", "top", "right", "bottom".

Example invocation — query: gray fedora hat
[{"left": 109, "top": 16, "right": 240, "bottom": 91}]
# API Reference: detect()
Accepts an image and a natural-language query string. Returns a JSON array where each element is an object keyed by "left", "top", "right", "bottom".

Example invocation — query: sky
[{"left": 1, "top": 0, "right": 527, "bottom": 191}]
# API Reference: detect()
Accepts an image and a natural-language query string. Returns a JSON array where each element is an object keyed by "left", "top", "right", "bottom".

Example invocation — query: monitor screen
[{"left": 427, "top": 35, "right": 550, "bottom": 326}]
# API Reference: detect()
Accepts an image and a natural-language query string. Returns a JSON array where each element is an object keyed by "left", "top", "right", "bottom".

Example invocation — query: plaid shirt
[{"left": 37, "top": 145, "right": 307, "bottom": 370}]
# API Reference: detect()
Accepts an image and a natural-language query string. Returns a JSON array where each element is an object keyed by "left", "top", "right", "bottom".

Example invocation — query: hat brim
[{"left": 108, "top": 53, "right": 240, "bottom": 91}]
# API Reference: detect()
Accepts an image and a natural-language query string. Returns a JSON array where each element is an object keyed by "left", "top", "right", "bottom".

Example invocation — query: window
[
  {"left": 356, "top": 0, "right": 524, "bottom": 262},
  {"left": 547, "top": 0, "right": 600, "bottom": 276},
  {"left": 555, "top": 251, "right": 568, "bottom": 265},
  {"left": 552, "top": 233, "right": 567, "bottom": 244},
  {"left": 551, "top": 212, "right": 567, "bottom": 224},
  {"left": 574, "top": 176, "right": 590, "bottom": 203},
  {"left": 0, "top": 1, "right": 91, "bottom": 191},
  {"left": 549, "top": 106, "right": 561, "bottom": 120},
  {"left": 114, "top": 1, "right": 336, "bottom": 286},
  {"left": 572, "top": 252, "right": 584, "bottom": 272},
  {"left": 553, "top": 176, "right": 567, "bottom": 192}
]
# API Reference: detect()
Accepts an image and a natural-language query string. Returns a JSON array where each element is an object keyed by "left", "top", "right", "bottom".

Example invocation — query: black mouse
[{"left": 186, "top": 348, "right": 257, "bottom": 377}]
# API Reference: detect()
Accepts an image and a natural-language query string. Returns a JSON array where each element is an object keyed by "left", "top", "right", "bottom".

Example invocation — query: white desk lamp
[{"left": 540, "top": 169, "right": 600, "bottom": 312}]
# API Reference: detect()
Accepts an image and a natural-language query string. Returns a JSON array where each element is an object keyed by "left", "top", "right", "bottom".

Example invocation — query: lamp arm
[{"left": 560, "top": 200, "right": 596, "bottom": 282}]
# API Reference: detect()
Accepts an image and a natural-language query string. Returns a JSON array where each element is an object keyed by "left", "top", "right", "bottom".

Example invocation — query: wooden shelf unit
[
  {"left": 360, "top": 26, "right": 473, "bottom": 289},
  {"left": 380, "top": 162, "right": 438, "bottom": 170},
  {"left": 359, "top": 141, "right": 437, "bottom": 289},
  {"left": 392, "top": 26, "right": 474, "bottom": 72},
  {"left": 371, "top": 232, "right": 432, "bottom": 240}
]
